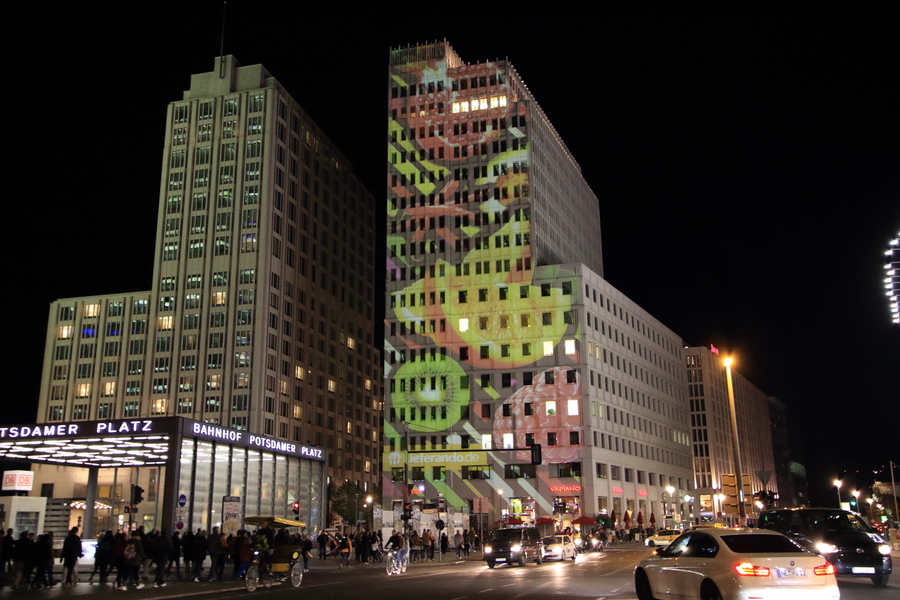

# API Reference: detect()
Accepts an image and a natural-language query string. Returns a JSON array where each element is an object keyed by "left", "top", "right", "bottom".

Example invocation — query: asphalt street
[{"left": 2, "top": 543, "right": 897, "bottom": 600}]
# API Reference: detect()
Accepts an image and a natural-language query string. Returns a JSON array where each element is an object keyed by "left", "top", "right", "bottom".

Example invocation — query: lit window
[
  {"left": 207, "top": 374, "right": 221, "bottom": 390},
  {"left": 568, "top": 400, "right": 579, "bottom": 416},
  {"left": 543, "top": 341, "right": 554, "bottom": 356},
  {"left": 213, "top": 292, "right": 227, "bottom": 306},
  {"left": 481, "top": 434, "right": 492, "bottom": 449},
  {"left": 101, "top": 381, "right": 116, "bottom": 397},
  {"left": 294, "top": 366, "right": 305, "bottom": 380},
  {"left": 83, "top": 304, "right": 101, "bottom": 318},
  {"left": 564, "top": 339, "right": 576, "bottom": 355},
  {"left": 347, "top": 337, "right": 355, "bottom": 349},
  {"left": 459, "top": 318, "right": 469, "bottom": 332},
  {"left": 151, "top": 399, "right": 168, "bottom": 415},
  {"left": 58, "top": 326, "right": 73, "bottom": 339},
  {"left": 76, "top": 383, "right": 91, "bottom": 398},
  {"left": 546, "top": 400, "right": 556, "bottom": 416},
  {"left": 327, "top": 379, "right": 336, "bottom": 392},
  {"left": 158, "top": 316, "right": 173, "bottom": 330},
  {"left": 502, "top": 433, "right": 514, "bottom": 449}
]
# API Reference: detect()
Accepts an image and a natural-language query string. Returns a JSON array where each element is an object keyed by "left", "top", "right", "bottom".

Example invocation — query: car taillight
[
  {"left": 814, "top": 563, "right": 835, "bottom": 576},
  {"left": 734, "top": 562, "right": 771, "bottom": 576}
]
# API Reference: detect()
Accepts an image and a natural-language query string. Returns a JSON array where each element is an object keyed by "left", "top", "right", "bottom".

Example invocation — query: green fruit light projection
[{"left": 391, "top": 355, "right": 470, "bottom": 432}]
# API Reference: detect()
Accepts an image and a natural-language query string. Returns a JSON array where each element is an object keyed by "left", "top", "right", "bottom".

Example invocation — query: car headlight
[
  {"left": 511, "top": 544, "right": 522, "bottom": 553},
  {"left": 484, "top": 545, "right": 492, "bottom": 554},
  {"left": 815, "top": 542, "right": 839, "bottom": 555},
  {"left": 878, "top": 544, "right": 891, "bottom": 556}
]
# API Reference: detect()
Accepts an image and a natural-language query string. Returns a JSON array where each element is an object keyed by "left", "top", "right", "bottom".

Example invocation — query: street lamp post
[
  {"left": 834, "top": 479, "right": 842, "bottom": 509},
  {"left": 665, "top": 486, "right": 675, "bottom": 526},
  {"left": 723, "top": 358, "right": 746, "bottom": 525}
]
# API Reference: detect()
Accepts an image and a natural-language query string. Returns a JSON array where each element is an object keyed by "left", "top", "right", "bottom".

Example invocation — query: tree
[{"left": 329, "top": 481, "right": 382, "bottom": 526}]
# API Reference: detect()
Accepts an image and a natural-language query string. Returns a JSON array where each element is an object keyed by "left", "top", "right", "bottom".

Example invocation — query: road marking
[
  {"left": 479, "top": 589, "right": 493, "bottom": 593},
  {"left": 503, "top": 583, "right": 516, "bottom": 587},
  {"left": 450, "top": 597, "right": 468, "bottom": 600}
]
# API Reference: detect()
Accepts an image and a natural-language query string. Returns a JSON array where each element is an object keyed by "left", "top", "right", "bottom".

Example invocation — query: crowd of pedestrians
[{"left": 0, "top": 523, "right": 320, "bottom": 591}]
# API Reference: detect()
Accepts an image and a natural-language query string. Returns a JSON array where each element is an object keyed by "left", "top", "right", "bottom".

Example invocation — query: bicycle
[{"left": 385, "top": 549, "right": 408, "bottom": 575}]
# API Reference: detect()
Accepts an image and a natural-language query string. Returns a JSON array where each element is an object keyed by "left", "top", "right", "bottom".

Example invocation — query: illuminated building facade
[
  {"left": 29, "top": 56, "right": 379, "bottom": 534},
  {"left": 685, "top": 346, "right": 779, "bottom": 520},
  {"left": 384, "top": 42, "right": 693, "bottom": 531}
]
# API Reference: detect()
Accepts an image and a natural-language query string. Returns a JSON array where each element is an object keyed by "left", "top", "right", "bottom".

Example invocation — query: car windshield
[
  {"left": 721, "top": 534, "right": 805, "bottom": 554},
  {"left": 491, "top": 530, "right": 523, "bottom": 542}
]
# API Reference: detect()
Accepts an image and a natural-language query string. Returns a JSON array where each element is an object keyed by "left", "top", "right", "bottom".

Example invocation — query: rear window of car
[{"left": 720, "top": 534, "right": 805, "bottom": 553}]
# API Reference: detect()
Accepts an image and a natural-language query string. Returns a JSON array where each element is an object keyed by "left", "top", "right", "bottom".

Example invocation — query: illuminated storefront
[{"left": 0, "top": 417, "right": 326, "bottom": 537}]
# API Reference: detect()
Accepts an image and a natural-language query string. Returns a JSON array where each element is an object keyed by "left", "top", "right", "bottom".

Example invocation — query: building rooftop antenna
[{"left": 219, "top": 0, "right": 228, "bottom": 78}]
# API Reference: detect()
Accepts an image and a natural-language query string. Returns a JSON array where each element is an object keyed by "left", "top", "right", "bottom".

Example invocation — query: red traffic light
[{"left": 291, "top": 502, "right": 300, "bottom": 515}]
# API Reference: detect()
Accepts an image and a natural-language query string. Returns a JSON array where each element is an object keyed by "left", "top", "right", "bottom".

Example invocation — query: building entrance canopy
[{"left": 0, "top": 417, "right": 325, "bottom": 467}]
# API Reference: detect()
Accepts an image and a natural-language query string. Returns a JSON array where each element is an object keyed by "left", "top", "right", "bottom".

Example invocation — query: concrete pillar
[{"left": 83, "top": 466, "right": 99, "bottom": 539}]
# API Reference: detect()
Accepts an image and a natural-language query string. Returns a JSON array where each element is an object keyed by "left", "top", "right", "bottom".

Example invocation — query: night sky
[{"left": 9, "top": 5, "right": 898, "bottom": 505}]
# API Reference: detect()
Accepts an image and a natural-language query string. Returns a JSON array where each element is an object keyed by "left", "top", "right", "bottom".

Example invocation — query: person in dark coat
[
  {"left": 60, "top": 527, "right": 83, "bottom": 587},
  {"left": 317, "top": 531, "right": 330, "bottom": 559},
  {"left": 122, "top": 531, "right": 145, "bottom": 589},
  {"left": 181, "top": 530, "right": 195, "bottom": 577},
  {"left": 91, "top": 531, "right": 114, "bottom": 583},
  {"left": 11, "top": 532, "right": 30, "bottom": 589},
  {"left": 192, "top": 530, "right": 208, "bottom": 581},
  {"left": 166, "top": 531, "right": 182, "bottom": 580},
  {"left": 1, "top": 528, "right": 13, "bottom": 587},
  {"left": 31, "top": 535, "right": 53, "bottom": 589},
  {"left": 153, "top": 529, "right": 172, "bottom": 587}
]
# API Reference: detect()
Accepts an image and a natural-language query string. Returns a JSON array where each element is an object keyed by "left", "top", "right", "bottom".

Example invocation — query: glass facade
[{"left": 173, "top": 437, "right": 324, "bottom": 532}]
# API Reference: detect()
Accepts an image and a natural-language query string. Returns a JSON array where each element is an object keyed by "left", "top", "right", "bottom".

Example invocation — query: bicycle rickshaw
[{"left": 243, "top": 516, "right": 306, "bottom": 591}]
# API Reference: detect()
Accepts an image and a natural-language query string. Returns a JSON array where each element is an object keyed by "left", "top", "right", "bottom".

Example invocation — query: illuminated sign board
[
  {"left": 638, "top": 490, "right": 648, "bottom": 497},
  {"left": 549, "top": 485, "right": 582, "bottom": 493},
  {"left": 709, "top": 344, "right": 720, "bottom": 356},
  {"left": 612, "top": 487, "right": 624, "bottom": 494},
  {"left": 0, "top": 418, "right": 324, "bottom": 461},
  {"left": 2, "top": 470, "right": 34, "bottom": 491},
  {"left": 387, "top": 451, "right": 483, "bottom": 467}
]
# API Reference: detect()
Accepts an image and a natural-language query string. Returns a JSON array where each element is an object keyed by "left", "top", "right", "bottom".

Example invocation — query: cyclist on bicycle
[
  {"left": 385, "top": 530, "right": 407, "bottom": 568},
  {"left": 251, "top": 528, "right": 271, "bottom": 574}
]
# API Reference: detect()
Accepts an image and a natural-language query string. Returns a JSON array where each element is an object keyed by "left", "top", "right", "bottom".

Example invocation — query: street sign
[{"left": 178, "top": 494, "right": 187, "bottom": 507}]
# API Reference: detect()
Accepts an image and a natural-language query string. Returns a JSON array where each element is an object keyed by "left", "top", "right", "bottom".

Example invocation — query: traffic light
[
  {"left": 849, "top": 497, "right": 858, "bottom": 511},
  {"left": 292, "top": 502, "right": 300, "bottom": 516},
  {"left": 530, "top": 443, "right": 542, "bottom": 465},
  {"left": 131, "top": 484, "right": 145, "bottom": 505},
  {"left": 401, "top": 503, "right": 412, "bottom": 521}
]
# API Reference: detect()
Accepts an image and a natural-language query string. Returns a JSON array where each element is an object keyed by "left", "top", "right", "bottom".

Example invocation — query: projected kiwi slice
[{"left": 391, "top": 355, "right": 469, "bottom": 431}]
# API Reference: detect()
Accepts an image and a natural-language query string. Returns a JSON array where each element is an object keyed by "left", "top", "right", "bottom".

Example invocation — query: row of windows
[{"left": 595, "top": 462, "right": 684, "bottom": 489}]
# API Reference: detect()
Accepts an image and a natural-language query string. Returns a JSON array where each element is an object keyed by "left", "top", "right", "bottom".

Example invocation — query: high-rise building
[
  {"left": 685, "top": 346, "right": 779, "bottom": 519},
  {"left": 24, "top": 56, "right": 380, "bottom": 534},
  {"left": 383, "top": 42, "right": 693, "bottom": 531},
  {"left": 767, "top": 397, "right": 809, "bottom": 508}
]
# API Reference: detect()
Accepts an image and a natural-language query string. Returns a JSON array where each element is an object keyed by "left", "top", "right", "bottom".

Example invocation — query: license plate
[
  {"left": 851, "top": 567, "right": 875, "bottom": 574},
  {"left": 776, "top": 567, "right": 806, "bottom": 578}
]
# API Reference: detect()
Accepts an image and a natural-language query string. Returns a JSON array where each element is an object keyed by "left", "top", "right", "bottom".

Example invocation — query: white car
[
  {"left": 542, "top": 535, "right": 577, "bottom": 561},
  {"left": 644, "top": 529, "right": 681, "bottom": 548},
  {"left": 635, "top": 527, "right": 840, "bottom": 600}
]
